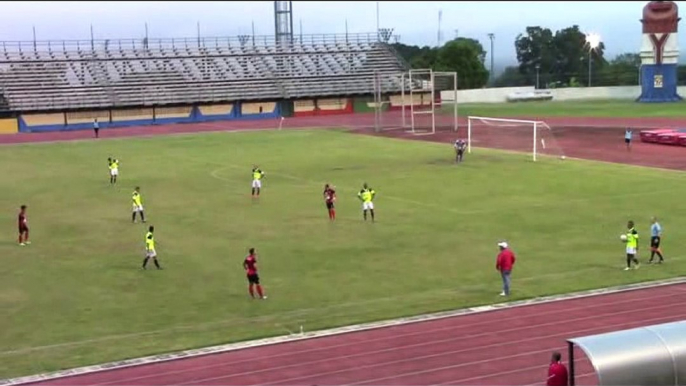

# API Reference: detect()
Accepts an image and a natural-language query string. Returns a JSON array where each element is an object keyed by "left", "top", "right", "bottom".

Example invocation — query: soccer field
[{"left": 1, "top": 129, "right": 686, "bottom": 378}]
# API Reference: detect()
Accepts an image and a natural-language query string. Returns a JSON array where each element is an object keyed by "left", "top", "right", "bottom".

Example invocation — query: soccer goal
[
  {"left": 466, "top": 116, "right": 566, "bottom": 161},
  {"left": 372, "top": 69, "right": 458, "bottom": 134}
]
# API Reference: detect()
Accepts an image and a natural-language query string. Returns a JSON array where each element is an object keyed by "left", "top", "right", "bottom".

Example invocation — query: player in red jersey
[
  {"left": 323, "top": 184, "right": 337, "bottom": 221},
  {"left": 18, "top": 205, "right": 30, "bottom": 246},
  {"left": 243, "top": 248, "right": 267, "bottom": 299}
]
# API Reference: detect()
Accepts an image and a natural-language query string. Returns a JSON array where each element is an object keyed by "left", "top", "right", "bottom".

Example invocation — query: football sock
[
  {"left": 370, "top": 210, "right": 375, "bottom": 221},
  {"left": 657, "top": 250, "right": 664, "bottom": 261},
  {"left": 142, "top": 257, "right": 150, "bottom": 268},
  {"left": 363, "top": 211, "right": 367, "bottom": 220},
  {"left": 256, "top": 285, "right": 264, "bottom": 298},
  {"left": 154, "top": 258, "right": 161, "bottom": 269},
  {"left": 140, "top": 212, "right": 146, "bottom": 222},
  {"left": 626, "top": 255, "right": 632, "bottom": 268},
  {"left": 249, "top": 284, "right": 255, "bottom": 298},
  {"left": 331, "top": 209, "right": 336, "bottom": 220},
  {"left": 132, "top": 212, "right": 136, "bottom": 222}
]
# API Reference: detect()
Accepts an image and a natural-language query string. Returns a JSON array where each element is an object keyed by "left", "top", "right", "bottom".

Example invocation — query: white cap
[{"left": 497, "top": 241, "right": 508, "bottom": 249}]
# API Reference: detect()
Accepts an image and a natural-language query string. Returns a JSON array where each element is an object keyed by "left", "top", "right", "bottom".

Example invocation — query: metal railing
[{"left": 0, "top": 33, "right": 386, "bottom": 54}]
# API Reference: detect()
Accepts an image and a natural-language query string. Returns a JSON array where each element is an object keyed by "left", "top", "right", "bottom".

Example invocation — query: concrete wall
[{"left": 442, "top": 85, "right": 686, "bottom": 104}]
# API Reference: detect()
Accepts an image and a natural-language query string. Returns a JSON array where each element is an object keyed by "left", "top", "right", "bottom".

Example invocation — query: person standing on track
[
  {"left": 649, "top": 216, "right": 665, "bottom": 264},
  {"left": 546, "top": 352, "right": 569, "bottom": 386},
  {"left": 624, "top": 128, "right": 633, "bottom": 152},
  {"left": 93, "top": 118, "right": 100, "bottom": 139},
  {"left": 495, "top": 241, "right": 516, "bottom": 296}
]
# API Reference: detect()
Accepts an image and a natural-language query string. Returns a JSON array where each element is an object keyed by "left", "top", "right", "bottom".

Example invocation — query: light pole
[
  {"left": 586, "top": 33, "right": 601, "bottom": 87},
  {"left": 487, "top": 33, "right": 495, "bottom": 85},
  {"left": 535, "top": 64, "right": 540, "bottom": 89}
]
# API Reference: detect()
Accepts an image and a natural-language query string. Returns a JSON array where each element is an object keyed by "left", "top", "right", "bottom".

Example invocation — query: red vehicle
[
  {"left": 656, "top": 129, "right": 686, "bottom": 145},
  {"left": 640, "top": 128, "right": 675, "bottom": 143},
  {"left": 678, "top": 132, "right": 686, "bottom": 147}
]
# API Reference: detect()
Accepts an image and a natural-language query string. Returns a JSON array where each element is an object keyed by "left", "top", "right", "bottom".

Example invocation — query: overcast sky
[{"left": 1, "top": 1, "right": 684, "bottom": 68}]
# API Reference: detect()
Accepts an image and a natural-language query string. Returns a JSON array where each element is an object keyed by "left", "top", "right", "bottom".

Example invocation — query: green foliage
[
  {"left": 391, "top": 38, "right": 489, "bottom": 89},
  {"left": 493, "top": 66, "right": 528, "bottom": 87},
  {"left": 514, "top": 25, "right": 606, "bottom": 87}
]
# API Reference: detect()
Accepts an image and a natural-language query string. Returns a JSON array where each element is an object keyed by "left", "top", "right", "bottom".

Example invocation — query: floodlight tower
[
  {"left": 274, "top": 1, "right": 294, "bottom": 46},
  {"left": 585, "top": 33, "right": 601, "bottom": 87}
]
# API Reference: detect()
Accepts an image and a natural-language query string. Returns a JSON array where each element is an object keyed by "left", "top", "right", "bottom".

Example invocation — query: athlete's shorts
[
  {"left": 252, "top": 179, "right": 262, "bottom": 189},
  {"left": 626, "top": 247, "right": 637, "bottom": 255},
  {"left": 362, "top": 201, "right": 374, "bottom": 211},
  {"left": 146, "top": 250, "right": 157, "bottom": 258},
  {"left": 326, "top": 202, "right": 334, "bottom": 210},
  {"left": 110, "top": 168, "right": 119, "bottom": 177},
  {"left": 625, "top": 138, "right": 631, "bottom": 144},
  {"left": 247, "top": 273, "right": 260, "bottom": 284},
  {"left": 651, "top": 236, "right": 661, "bottom": 249},
  {"left": 18, "top": 225, "right": 28, "bottom": 234},
  {"left": 132, "top": 205, "right": 144, "bottom": 212}
]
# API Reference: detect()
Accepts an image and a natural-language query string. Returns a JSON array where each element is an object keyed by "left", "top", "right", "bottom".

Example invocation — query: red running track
[{"left": 25, "top": 283, "right": 686, "bottom": 386}]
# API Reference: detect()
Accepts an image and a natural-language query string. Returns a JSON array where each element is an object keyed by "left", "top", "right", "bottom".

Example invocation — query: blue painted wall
[{"left": 637, "top": 64, "right": 682, "bottom": 103}]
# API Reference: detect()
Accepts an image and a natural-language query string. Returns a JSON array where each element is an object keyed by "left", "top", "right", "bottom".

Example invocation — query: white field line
[
  {"left": 3, "top": 278, "right": 686, "bottom": 386},
  {"left": 7, "top": 255, "right": 684, "bottom": 358},
  {"left": 197, "top": 155, "right": 679, "bottom": 217}
]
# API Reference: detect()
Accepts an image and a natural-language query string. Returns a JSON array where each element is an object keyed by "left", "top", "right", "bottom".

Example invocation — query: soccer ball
[
  {"left": 620, "top": 234, "right": 627, "bottom": 242},
  {"left": 560, "top": 155, "right": 566, "bottom": 160}
]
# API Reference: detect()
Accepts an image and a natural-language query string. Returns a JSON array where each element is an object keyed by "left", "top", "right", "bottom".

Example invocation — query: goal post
[
  {"left": 467, "top": 116, "right": 566, "bottom": 161},
  {"left": 401, "top": 69, "right": 458, "bottom": 135},
  {"left": 372, "top": 69, "right": 458, "bottom": 134}
]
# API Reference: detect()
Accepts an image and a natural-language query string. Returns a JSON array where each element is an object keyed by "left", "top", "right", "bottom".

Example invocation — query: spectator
[
  {"left": 495, "top": 241, "right": 516, "bottom": 296},
  {"left": 93, "top": 118, "right": 100, "bottom": 139},
  {"left": 547, "top": 352, "right": 569, "bottom": 386}
]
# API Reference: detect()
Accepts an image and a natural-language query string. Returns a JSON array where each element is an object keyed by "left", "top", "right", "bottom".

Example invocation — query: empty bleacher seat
[{"left": 0, "top": 34, "right": 408, "bottom": 111}]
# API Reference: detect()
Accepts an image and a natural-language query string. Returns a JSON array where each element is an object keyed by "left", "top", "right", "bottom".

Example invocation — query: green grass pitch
[
  {"left": 1, "top": 129, "right": 686, "bottom": 378},
  {"left": 452, "top": 99, "right": 686, "bottom": 118}
]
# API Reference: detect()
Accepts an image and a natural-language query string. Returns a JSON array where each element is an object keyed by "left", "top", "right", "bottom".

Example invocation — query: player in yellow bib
[
  {"left": 108, "top": 157, "right": 119, "bottom": 184},
  {"left": 251, "top": 166, "right": 265, "bottom": 197},
  {"left": 624, "top": 220, "right": 640, "bottom": 270},
  {"left": 142, "top": 225, "right": 161, "bottom": 269},
  {"left": 357, "top": 183, "right": 377, "bottom": 222},
  {"left": 132, "top": 186, "right": 146, "bottom": 223}
]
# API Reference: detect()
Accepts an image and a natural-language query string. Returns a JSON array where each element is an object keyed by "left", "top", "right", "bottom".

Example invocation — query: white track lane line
[
  {"left": 168, "top": 298, "right": 685, "bottom": 385},
  {"left": 90, "top": 286, "right": 685, "bottom": 385}
]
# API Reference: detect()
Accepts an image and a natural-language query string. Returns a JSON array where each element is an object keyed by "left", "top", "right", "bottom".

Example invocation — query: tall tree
[
  {"left": 515, "top": 25, "right": 607, "bottom": 87},
  {"left": 435, "top": 38, "right": 489, "bottom": 89},
  {"left": 553, "top": 25, "right": 606, "bottom": 86},
  {"left": 514, "top": 26, "right": 555, "bottom": 86},
  {"left": 390, "top": 38, "right": 489, "bottom": 89},
  {"left": 494, "top": 66, "right": 528, "bottom": 87},
  {"left": 597, "top": 53, "right": 640, "bottom": 86}
]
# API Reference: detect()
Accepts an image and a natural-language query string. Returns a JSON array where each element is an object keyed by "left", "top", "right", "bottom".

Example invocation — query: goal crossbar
[{"left": 467, "top": 116, "right": 555, "bottom": 162}]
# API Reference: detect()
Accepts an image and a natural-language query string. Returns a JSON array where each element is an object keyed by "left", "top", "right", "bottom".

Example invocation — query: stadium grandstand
[{"left": 0, "top": 33, "right": 409, "bottom": 114}]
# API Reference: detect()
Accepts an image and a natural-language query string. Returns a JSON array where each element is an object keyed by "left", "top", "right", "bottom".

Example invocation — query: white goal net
[
  {"left": 373, "top": 69, "right": 458, "bottom": 134},
  {"left": 467, "top": 116, "right": 566, "bottom": 161}
]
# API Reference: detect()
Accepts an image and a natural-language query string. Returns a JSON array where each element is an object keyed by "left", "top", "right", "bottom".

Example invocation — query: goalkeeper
[{"left": 454, "top": 139, "right": 466, "bottom": 163}]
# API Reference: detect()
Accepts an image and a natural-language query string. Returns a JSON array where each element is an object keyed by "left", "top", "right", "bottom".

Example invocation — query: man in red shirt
[
  {"left": 547, "top": 352, "right": 569, "bottom": 386},
  {"left": 495, "top": 241, "right": 515, "bottom": 296},
  {"left": 18, "top": 205, "right": 30, "bottom": 246},
  {"left": 323, "top": 184, "right": 337, "bottom": 221},
  {"left": 243, "top": 248, "right": 267, "bottom": 300}
]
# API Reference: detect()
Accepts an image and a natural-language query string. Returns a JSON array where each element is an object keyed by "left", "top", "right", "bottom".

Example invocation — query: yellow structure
[{"left": 0, "top": 118, "right": 18, "bottom": 134}]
